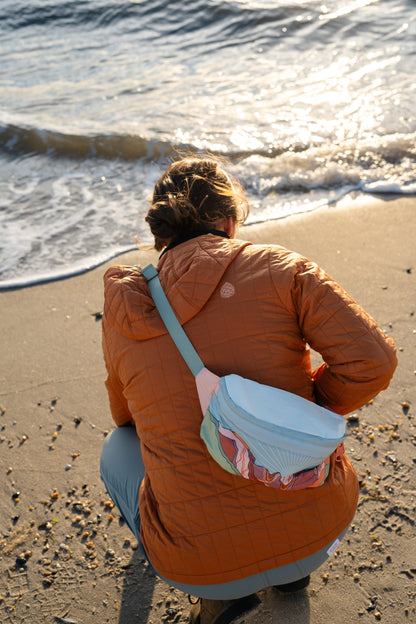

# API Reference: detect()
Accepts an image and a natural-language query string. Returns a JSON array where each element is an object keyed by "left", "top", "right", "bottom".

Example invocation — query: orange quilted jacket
[{"left": 102, "top": 234, "right": 397, "bottom": 585}]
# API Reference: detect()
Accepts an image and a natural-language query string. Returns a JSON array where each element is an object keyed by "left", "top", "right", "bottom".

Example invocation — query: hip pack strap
[{"left": 141, "top": 264, "right": 204, "bottom": 377}]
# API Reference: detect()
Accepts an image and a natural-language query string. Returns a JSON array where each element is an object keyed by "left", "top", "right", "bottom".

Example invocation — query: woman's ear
[
  {"left": 225, "top": 216, "right": 236, "bottom": 238},
  {"left": 214, "top": 216, "right": 236, "bottom": 238}
]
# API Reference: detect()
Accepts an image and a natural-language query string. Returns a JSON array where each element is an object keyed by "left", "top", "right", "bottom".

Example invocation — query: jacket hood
[{"left": 103, "top": 235, "right": 252, "bottom": 341}]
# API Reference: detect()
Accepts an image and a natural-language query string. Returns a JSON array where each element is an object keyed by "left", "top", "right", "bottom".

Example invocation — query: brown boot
[{"left": 189, "top": 594, "right": 260, "bottom": 624}]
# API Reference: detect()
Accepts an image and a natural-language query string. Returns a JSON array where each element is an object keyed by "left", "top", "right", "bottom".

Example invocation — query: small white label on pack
[{"left": 327, "top": 538, "right": 340, "bottom": 557}]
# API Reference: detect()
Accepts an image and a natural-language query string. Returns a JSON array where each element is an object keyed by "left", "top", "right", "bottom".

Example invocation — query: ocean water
[{"left": 1, "top": 0, "right": 415, "bottom": 288}]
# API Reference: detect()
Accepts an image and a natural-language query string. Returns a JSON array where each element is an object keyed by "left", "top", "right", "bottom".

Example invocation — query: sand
[{"left": 0, "top": 193, "right": 415, "bottom": 624}]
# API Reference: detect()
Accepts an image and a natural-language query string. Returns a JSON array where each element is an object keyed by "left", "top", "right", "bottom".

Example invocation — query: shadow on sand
[
  {"left": 116, "top": 547, "right": 157, "bottom": 623},
  {"left": 117, "top": 548, "right": 311, "bottom": 624}
]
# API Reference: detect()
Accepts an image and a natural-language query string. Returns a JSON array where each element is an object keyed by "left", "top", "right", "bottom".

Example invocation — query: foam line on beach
[
  {"left": 0, "top": 246, "right": 138, "bottom": 291},
  {"left": 2, "top": 187, "right": 415, "bottom": 291}
]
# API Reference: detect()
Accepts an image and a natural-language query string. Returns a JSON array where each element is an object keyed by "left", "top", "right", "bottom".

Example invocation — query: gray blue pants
[{"left": 100, "top": 426, "right": 348, "bottom": 600}]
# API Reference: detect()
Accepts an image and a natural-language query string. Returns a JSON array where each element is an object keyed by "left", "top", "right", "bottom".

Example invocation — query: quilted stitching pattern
[{"left": 102, "top": 235, "right": 396, "bottom": 585}]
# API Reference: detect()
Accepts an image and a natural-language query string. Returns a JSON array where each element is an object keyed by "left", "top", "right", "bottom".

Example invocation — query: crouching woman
[{"left": 100, "top": 157, "right": 397, "bottom": 624}]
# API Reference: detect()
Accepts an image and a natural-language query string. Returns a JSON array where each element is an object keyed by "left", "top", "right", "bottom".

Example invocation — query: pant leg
[{"left": 100, "top": 425, "right": 145, "bottom": 542}]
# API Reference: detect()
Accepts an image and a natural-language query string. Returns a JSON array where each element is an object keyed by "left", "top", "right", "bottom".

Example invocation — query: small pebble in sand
[
  {"left": 347, "top": 413, "right": 359, "bottom": 423},
  {"left": 40, "top": 521, "right": 53, "bottom": 530},
  {"left": 65, "top": 464, "right": 72, "bottom": 471}
]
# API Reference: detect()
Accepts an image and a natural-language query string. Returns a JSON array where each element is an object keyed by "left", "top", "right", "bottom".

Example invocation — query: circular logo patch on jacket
[{"left": 220, "top": 282, "right": 235, "bottom": 298}]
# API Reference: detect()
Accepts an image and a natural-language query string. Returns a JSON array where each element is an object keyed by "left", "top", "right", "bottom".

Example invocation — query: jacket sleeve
[
  {"left": 102, "top": 323, "right": 133, "bottom": 427},
  {"left": 290, "top": 259, "right": 397, "bottom": 415}
]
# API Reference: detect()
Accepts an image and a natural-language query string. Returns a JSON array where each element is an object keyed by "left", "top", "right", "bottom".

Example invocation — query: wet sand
[{"left": 0, "top": 193, "right": 415, "bottom": 623}]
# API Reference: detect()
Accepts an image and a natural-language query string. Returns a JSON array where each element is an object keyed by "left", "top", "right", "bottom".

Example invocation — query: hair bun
[{"left": 145, "top": 156, "right": 249, "bottom": 251}]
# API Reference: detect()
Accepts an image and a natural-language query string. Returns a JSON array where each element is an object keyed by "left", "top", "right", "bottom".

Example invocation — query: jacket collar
[{"left": 160, "top": 229, "right": 230, "bottom": 258}]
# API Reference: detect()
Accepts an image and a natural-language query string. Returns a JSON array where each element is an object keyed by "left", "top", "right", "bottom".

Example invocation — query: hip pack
[{"left": 142, "top": 264, "right": 346, "bottom": 491}]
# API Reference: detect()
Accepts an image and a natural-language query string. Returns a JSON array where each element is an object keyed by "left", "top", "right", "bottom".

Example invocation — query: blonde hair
[{"left": 145, "top": 156, "right": 249, "bottom": 251}]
